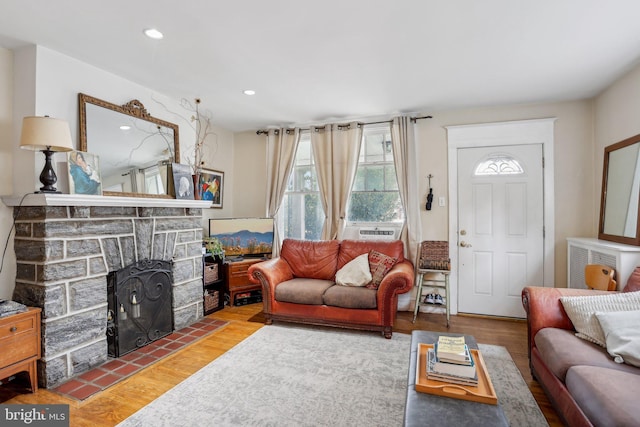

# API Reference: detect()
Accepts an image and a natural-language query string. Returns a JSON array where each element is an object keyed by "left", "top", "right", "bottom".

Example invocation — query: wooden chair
[{"left": 584, "top": 264, "right": 617, "bottom": 291}]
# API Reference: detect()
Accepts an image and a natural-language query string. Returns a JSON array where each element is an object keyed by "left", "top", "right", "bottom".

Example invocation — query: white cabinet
[{"left": 567, "top": 237, "right": 640, "bottom": 290}]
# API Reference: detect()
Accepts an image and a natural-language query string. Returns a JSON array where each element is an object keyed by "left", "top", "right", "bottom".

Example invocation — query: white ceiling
[{"left": 1, "top": 0, "right": 640, "bottom": 132}]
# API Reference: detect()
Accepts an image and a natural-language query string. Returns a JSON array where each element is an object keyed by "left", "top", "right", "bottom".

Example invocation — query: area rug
[{"left": 117, "top": 325, "right": 547, "bottom": 427}]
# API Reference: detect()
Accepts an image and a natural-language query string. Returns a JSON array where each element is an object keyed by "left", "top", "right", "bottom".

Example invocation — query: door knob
[{"left": 460, "top": 241, "right": 472, "bottom": 248}]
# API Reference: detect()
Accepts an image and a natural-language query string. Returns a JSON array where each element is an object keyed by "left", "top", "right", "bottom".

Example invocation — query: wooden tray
[{"left": 415, "top": 343, "right": 498, "bottom": 405}]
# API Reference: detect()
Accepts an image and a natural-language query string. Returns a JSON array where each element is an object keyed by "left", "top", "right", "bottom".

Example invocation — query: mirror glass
[
  {"left": 79, "top": 93, "right": 180, "bottom": 197},
  {"left": 599, "top": 134, "right": 640, "bottom": 245}
]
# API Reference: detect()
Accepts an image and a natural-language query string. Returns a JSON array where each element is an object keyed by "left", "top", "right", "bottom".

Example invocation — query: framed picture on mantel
[
  {"left": 172, "top": 163, "right": 194, "bottom": 200},
  {"left": 197, "top": 168, "right": 224, "bottom": 208}
]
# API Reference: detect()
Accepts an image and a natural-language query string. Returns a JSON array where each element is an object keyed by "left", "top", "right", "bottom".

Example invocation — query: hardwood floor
[{"left": 3, "top": 304, "right": 563, "bottom": 426}]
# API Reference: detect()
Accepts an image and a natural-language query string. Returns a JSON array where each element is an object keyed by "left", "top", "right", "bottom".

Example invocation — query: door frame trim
[{"left": 446, "top": 118, "right": 556, "bottom": 315}]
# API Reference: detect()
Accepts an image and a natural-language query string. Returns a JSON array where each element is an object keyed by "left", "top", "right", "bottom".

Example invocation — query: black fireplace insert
[{"left": 107, "top": 259, "right": 173, "bottom": 357}]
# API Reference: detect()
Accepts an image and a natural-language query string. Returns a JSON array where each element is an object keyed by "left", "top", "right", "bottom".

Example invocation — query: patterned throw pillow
[
  {"left": 367, "top": 250, "right": 398, "bottom": 290},
  {"left": 560, "top": 291, "right": 640, "bottom": 347}
]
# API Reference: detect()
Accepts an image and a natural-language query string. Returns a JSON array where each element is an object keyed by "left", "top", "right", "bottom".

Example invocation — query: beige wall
[
  {"left": 0, "top": 47, "right": 16, "bottom": 299},
  {"left": 232, "top": 130, "right": 267, "bottom": 218},
  {"left": 232, "top": 100, "right": 595, "bottom": 288},
  {"left": 594, "top": 63, "right": 640, "bottom": 222}
]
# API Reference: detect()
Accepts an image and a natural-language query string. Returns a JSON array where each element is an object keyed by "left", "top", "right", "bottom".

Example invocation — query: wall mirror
[
  {"left": 79, "top": 93, "right": 180, "bottom": 198},
  {"left": 599, "top": 133, "right": 640, "bottom": 245}
]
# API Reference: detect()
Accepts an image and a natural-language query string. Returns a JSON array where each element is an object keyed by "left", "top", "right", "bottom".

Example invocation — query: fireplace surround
[{"left": 4, "top": 194, "right": 211, "bottom": 388}]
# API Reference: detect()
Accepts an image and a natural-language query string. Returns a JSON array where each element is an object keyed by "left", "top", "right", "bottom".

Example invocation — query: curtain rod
[{"left": 255, "top": 115, "right": 432, "bottom": 135}]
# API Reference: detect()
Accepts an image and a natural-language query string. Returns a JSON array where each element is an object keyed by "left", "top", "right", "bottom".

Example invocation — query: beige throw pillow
[
  {"left": 560, "top": 291, "right": 640, "bottom": 347},
  {"left": 335, "top": 253, "right": 372, "bottom": 287},
  {"left": 595, "top": 310, "right": 640, "bottom": 367}
]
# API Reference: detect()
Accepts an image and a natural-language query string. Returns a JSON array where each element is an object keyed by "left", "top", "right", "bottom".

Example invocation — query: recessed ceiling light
[
  {"left": 144, "top": 28, "right": 164, "bottom": 40},
  {"left": 120, "top": 125, "right": 131, "bottom": 130},
  {"left": 243, "top": 90, "right": 256, "bottom": 96}
]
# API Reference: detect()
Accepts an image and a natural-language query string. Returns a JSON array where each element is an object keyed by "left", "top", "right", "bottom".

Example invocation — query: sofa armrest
[
  {"left": 377, "top": 260, "right": 414, "bottom": 295},
  {"left": 377, "top": 260, "right": 414, "bottom": 321},
  {"left": 521, "top": 286, "right": 613, "bottom": 360},
  {"left": 248, "top": 258, "right": 294, "bottom": 313}
]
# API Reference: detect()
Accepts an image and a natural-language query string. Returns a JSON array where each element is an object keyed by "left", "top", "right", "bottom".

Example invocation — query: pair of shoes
[
  {"left": 424, "top": 293, "right": 435, "bottom": 304},
  {"left": 434, "top": 294, "right": 444, "bottom": 305}
]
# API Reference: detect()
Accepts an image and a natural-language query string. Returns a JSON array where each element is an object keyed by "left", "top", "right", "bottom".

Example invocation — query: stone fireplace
[{"left": 5, "top": 194, "right": 211, "bottom": 388}]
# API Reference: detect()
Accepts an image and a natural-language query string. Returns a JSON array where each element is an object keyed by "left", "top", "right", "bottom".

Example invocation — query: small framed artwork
[
  {"left": 197, "top": 168, "right": 224, "bottom": 208},
  {"left": 172, "top": 163, "right": 194, "bottom": 200},
  {"left": 68, "top": 151, "right": 102, "bottom": 195}
]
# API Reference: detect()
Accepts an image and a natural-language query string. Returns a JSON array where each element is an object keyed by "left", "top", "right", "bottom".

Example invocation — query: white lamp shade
[{"left": 20, "top": 116, "right": 74, "bottom": 152}]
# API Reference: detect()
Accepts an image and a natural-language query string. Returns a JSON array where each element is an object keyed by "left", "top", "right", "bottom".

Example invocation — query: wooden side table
[
  {"left": 0, "top": 307, "right": 41, "bottom": 392},
  {"left": 224, "top": 258, "right": 264, "bottom": 306}
]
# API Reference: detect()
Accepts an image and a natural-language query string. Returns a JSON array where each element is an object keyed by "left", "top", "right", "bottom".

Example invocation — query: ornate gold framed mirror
[
  {"left": 599, "top": 133, "right": 640, "bottom": 245},
  {"left": 78, "top": 93, "right": 180, "bottom": 198}
]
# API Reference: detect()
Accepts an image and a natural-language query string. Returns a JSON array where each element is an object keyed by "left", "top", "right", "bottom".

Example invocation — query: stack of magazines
[
  {"left": 0, "top": 300, "right": 28, "bottom": 318},
  {"left": 426, "top": 335, "right": 478, "bottom": 386}
]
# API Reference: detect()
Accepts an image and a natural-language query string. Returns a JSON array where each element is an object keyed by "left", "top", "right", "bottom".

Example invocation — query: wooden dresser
[
  {"left": 224, "top": 258, "right": 264, "bottom": 306},
  {"left": 0, "top": 307, "right": 41, "bottom": 392}
]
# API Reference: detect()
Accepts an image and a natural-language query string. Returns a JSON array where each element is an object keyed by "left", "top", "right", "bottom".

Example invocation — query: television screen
[{"left": 209, "top": 217, "right": 274, "bottom": 258}]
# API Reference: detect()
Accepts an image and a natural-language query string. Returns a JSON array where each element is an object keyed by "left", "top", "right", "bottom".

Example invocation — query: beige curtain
[
  {"left": 311, "top": 123, "right": 362, "bottom": 240},
  {"left": 391, "top": 116, "right": 422, "bottom": 262},
  {"left": 265, "top": 128, "right": 300, "bottom": 256}
]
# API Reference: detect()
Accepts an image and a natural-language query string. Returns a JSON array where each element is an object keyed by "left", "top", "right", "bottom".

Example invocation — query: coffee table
[{"left": 404, "top": 331, "right": 509, "bottom": 427}]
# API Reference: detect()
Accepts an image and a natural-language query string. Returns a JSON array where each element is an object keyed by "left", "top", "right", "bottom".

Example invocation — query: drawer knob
[{"left": 9, "top": 326, "right": 17, "bottom": 333}]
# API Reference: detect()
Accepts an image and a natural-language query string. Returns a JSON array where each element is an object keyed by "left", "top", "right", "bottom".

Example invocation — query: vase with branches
[
  {"left": 150, "top": 96, "right": 217, "bottom": 198},
  {"left": 181, "top": 98, "right": 216, "bottom": 199},
  {"left": 184, "top": 98, "right": 213, "bottom": 176}
]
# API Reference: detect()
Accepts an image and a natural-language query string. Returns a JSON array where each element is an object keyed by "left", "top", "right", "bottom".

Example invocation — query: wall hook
[{"left": 426, "top": 174, "right": 434, "bottom": 211}]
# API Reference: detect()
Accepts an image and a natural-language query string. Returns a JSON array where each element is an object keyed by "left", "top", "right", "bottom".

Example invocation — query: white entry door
[{"left": 457, "top": 144, "right": 544, "bottom": 317}]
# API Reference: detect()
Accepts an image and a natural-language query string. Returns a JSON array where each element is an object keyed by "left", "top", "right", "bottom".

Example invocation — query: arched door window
[{"left": 474, "top": 154, "right": 524, "bottom": 176}]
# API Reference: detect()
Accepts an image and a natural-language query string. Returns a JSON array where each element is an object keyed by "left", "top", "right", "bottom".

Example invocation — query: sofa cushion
[
  {"left": 534, "top": 328, "right": 640, "bottom": 381},
  {"left": 560, "top": 290, "right": 640, "bottom": 346},
  {"left": 366, "top": 250, "right": 398, "bottom": 290},
  {"left": 275, "top": 278, "right": 334, "bottom": 305},
  {"left": 596, "top": 310, "right": 640, "bottom": 367},
  {"left": 280, "top": 239, "right": 340, "bottom": 280},
  {"left": 336, "top": 240, "right": 404, "bottom": 271},
  {"left": 335, "top": 253, "right": 372, "bottom": 287},
  {"left": 566, "top": 366, "right": 640, "bottom": 427},
  {"left": 323, "top": 285, "right": 377, "bottom": 309}
]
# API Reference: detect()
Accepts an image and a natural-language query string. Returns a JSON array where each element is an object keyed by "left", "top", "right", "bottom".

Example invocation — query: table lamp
[{"left": 20, "top": 116, "right": 74, "bottom": 193}]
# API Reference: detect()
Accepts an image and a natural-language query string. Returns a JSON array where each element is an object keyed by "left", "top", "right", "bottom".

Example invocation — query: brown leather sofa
[
  {"left": 248, "top": 239, "right": 414, "bottom": 338},
  {"left": 521, "top": 286, "right": 640, "bottom": 427}
]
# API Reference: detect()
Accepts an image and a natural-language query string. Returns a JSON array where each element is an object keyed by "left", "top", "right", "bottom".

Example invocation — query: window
[
  {"left": 474, "top": 155, "right": 524, "bottom": 176},
  {"left": 347, "top": 126, "right": 404, "bottom": 223},
  {"left": 281, "top": 132, "right": 324, "bottom": 240}
]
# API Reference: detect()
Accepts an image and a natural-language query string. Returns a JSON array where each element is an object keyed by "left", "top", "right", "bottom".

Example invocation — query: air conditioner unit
[{"left": 358, "top": 227, "right": 397, "bottom": 241}]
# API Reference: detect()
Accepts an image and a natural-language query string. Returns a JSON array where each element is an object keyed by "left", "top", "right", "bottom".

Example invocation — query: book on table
[
  {"left": 435, "top": 342, "right": 473, "bottom": 365},
  {"left": 435, "top": 335, "right": 469, "bottom": 363},
  {"left": 426, "top": 348, "right": 478, "bottom": 385}
]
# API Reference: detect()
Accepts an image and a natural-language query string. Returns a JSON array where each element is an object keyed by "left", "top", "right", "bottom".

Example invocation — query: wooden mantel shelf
[{"left": 1, "top": 193, "right": 212, "bottom": 209}]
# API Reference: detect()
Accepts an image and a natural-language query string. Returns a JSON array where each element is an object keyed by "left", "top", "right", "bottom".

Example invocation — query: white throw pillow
[
  {"left": 335, "top": 253, "right": 372, "bottom": 287},
  {"left": 560, "top": 291, "right": 640, "bottom": 347},
  {"left": 595, "top": 310, "right": 640, "bottom": 367}
]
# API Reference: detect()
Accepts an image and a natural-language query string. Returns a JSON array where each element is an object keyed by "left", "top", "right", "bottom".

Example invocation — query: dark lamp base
[{"left": 38, "top": 148, "right": 61, "bottom": 193}]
